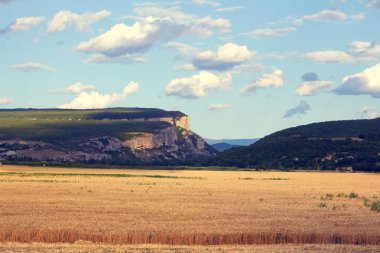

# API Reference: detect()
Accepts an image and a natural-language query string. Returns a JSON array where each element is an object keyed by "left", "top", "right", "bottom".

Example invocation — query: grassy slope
[{"left": 214, "top": 118, "right": 380, "bottom": 170}]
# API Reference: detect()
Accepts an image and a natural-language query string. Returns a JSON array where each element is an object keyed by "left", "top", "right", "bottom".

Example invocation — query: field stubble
[{"left": 0, "top": 165, "right": 379, "bottom": 247}]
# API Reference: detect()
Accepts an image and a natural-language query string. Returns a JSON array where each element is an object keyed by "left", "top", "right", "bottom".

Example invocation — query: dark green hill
[{"left": 213, "top": 118, "right": 380, "bottom": 172}]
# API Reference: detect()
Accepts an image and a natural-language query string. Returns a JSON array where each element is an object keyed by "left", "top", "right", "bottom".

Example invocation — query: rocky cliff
[{"left": 0, "top": 108, "right": 216, "bottom": 166}]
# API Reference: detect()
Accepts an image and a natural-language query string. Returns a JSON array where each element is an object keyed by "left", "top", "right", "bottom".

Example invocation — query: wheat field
[{"left": 0, "top": 165, "right": 379, "bottom": 251}]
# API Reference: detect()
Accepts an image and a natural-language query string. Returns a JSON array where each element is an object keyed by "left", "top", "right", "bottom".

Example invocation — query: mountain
[
  {"left": 213, "top": 118, "right": 380, "bottom": 172},
  {"left": 205, "top": 138, "right": 259, "bottom": 146},
  {"left": 0, "top": 108, "right": 216, "bottom": 166},
  {"left": 211, "top": 143, "right": 242, "bottom": 152}
]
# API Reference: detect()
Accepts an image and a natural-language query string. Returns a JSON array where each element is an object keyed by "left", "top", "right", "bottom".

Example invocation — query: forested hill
[{"left": 213, "top": 118, "right": 380, "bottom": 172}]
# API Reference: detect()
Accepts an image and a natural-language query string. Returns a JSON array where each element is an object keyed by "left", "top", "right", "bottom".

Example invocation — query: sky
[{"left": 1, "top": 0, "right": 380, "bottom": 139}]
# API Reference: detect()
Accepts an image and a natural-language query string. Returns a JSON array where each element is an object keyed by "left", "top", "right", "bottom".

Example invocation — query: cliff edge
[{"left": 0, "top": 108, "right": 216, "bottom": 166}]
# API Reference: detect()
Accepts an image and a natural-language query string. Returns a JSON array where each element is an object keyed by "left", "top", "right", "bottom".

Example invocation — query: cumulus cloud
[
  {"left": 296, "top": 80, "right": 333, "bottom": 96},
  {"left": 192, "top": 43, "right": 256, "bottom": 71},
  {"left": 11, "top": 62, "right": 58, "bottom": 72},
  {"left": 245, "top": 27, "right": 296, "bottom": 39},
  {"left": 215, "top": 6, "right": 243, "bottom": 13},
  {"left": 77, "top": 6, "right": 230, "bottom": 63},
  {"left": 47, "top": 10, "right": 111, "bottom": 33},
  {"left": 49, "top": 82, "right": 96, "bottom": 94},
  {"left": 240, "top": 69, "right": 283, "bottom": 95},
  {"left": 333, "top": 64, "right": 380, "bottom": 98},
  {"left": 283, "top": 100, "right": 311, "bottom": 118},
  {"left": 208, "top": 104, "right": 230, "bottom": 111},
  {"left": 192, "top": 0, "right": 220, "bottom": 7},
  {"left": 1, "top": 16, "right": 45, "bottom": 34},
  {"left": 367, "top": 0, "right": 380, "bottom": 8},
  {"left": 0, "top": 97, "right": 12, "bottom": 105},
  {"left": 59, "top": 81, "right": 139, "bottom": 109},
  {"left": 296, "top": 72, "right": 333, "bottom": 96},
  {"left": 165, "top": 71, "right": 231, "bottom": 98},
  {"left": 357, "top": 106, "right": 378, "bottom": 119}
]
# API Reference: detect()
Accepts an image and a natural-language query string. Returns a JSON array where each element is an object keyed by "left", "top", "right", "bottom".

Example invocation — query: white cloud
[
  {"left": 245, "top": 27, "right": 296, "bottom": 39},
  {"left": 11, "top": 62, "right": 58, "bottom": 72},
  {"left": 197, "top": 17, "right": 230, "bottom": 33},
  {"left": 77, "top": 6, "right": 230, "bottom": 63},
  {"left": 367, "top": 0, "right": 380, "bottom": 8},
  {"left": 59, "top": 81, "right": 139, "bottom": 109},
  {"left": 284, "top": 100, "right": 311, "bottom": 118},
  {"left": 192, "top": 0, "right": 220, "bottom": 7},
  {"left": 304, "top": 51, "right": 355, "bottom": 64},
  {"left": 333, "top": 64, "right": 380, "bottom": 98},
  {"left": 357, "top": 106, "right": 378, "bottom": 119},
  {"left": 10, "top": 16, "right": 46, "bottom": 32},
  {"left": 215, "top": 6, "right": 243, "bottom": 13},
  {"left": 303, "top": 9, "right": 348, "bottom": 22},
  {"left": 240, "top": 69, "right": 283, "bottom": 95},
  {"left": 208, "top": 104, "right": 230, "bottom": 111},
  {"left": 295, "top": 80, "right": 333, "bottom": 96},
  {"left": 165, "top": 71, "right": 231, "bottom": 98},
  {"left": 47, "top": 10, "right": 111, "bottom": 33},
  {"left": 49, "top": 82, "right": 96, "bottom": 94},
  {"left": 0, "top": 97, "right": 12, "bottom": 105},
  {"left": 192, "top": 43, "right": 256, "bottom": 71}
]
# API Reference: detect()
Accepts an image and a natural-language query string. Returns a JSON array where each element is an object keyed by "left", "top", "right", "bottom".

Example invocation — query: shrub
[
  {"left": 348, "top": 192, "right": 359, "bottom": 199},
  {"left": 371, "top": 201, "right": 380, "bottom": 212}
]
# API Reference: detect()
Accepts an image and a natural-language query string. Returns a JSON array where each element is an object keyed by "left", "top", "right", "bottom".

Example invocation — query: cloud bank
[{"left": 59, "top": 81, "right": 139, "bottom": 109}]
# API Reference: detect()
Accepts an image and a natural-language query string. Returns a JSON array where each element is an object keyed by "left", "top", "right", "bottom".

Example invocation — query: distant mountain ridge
[
  {"left": 205, "top": 138, "right": 259, "bottom": 146},
  {"left": 213, "top": 118, "right": 380, "bottom": 172},
  {"left": 211, "top": 143, "right": 242, "bottom": 152}
]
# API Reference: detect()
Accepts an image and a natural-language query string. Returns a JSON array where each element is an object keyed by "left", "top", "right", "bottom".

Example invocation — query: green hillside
[{"left": 213, "top": 118, "right": 380, "bottom": 172}]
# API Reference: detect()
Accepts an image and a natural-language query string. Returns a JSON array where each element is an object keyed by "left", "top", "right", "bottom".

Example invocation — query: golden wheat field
[{"left": 0, "top": 165, "right": 379, "bottom": 252}]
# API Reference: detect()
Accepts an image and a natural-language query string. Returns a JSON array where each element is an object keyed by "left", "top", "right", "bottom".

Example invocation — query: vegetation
[
  {"left": 0, "top": 108, "right": 182, "bottom": 145},
  {"left": 0, "top": 167, "right": 379, "bottom": 245},
  {"left": 213, "top": 118, "right": 380, "bottom": 171}
]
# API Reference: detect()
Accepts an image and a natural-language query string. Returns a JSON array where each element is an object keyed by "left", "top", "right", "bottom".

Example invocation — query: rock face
[{"left": 0, "top": 114, "right": 215, "bottom": 165}]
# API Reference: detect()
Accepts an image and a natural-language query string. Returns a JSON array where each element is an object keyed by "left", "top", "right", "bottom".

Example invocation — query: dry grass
[
  {"left": 0, "top": 242, "right": 379, "bottom": 253},
  {"left": 0, "top": 165, "right": 379, "bottom": 246}
]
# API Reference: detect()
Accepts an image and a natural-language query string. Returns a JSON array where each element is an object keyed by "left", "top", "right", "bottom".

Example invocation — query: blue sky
[{"left": 1, "top": 0, "right": 380, "bottom": 139}]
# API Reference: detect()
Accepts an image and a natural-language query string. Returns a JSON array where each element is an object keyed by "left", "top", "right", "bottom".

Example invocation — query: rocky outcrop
[{"left": 0, "top": 124, "right": 216, "bottom": 165}]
